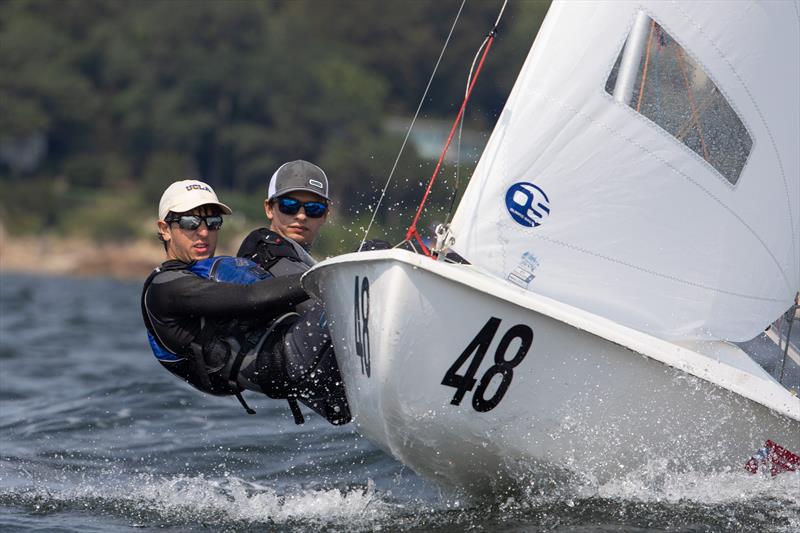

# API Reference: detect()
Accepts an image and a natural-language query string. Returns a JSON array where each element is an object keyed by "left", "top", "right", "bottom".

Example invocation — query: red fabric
[
  {"left": 765, "top": 439, "right": 799, "bottom": 476},
  {"left": 745, "top": 440, "right": 799, "bottom": 476}
]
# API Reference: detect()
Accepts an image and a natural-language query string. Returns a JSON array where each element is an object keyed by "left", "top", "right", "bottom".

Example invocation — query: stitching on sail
[
  {"left": 521, "top": 232, "right": 785, "bottom": 303},
  {"left": 674, "top": 2, "right": 798, "bottom": 281},
  {"left": 526, "top": 87, "right": 794, "bottom": 294},
  {"left": 602, "top": 8, "right": 755, "bottom": 192},
  {"left": 606, "top": 89, "right": 749, "bottom": 193}
]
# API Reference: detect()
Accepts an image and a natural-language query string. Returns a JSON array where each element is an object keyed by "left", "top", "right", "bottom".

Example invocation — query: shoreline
[
  {"left": 0, "top": 234, "right": 166, "bottom": 280},
  {"left": 0, "top": 230, "right": 251, "bottom": 280},
  {"left": 0, "top": 200, "right": 265, "bottom": 280}
]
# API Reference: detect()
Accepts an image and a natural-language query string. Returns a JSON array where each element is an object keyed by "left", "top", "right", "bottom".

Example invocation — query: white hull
[{"left": 303, "top": 250, "right": 800, "bottom": 491}]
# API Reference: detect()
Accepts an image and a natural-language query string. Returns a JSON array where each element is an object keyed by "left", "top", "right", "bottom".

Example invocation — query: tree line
[{"left": 0, "top": 0, "right": 549, "bottom": 250}]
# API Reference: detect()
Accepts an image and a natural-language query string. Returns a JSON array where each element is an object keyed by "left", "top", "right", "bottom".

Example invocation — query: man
[
  {"left": 141, "top": 179, "right": 350, "bottom": 425},
  {"left": 238, "top": 160, "right": 330, "bottom": 270},
  {"left": 238, "top": 159, "right": 394, "bottom": 260}
]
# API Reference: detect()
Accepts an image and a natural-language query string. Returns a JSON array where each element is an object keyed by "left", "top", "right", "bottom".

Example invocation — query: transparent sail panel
[{"left": 605, "top": 12, "right": 752, "bottom": 185}]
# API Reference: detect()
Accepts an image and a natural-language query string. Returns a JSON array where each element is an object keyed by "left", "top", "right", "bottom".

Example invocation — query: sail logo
[
  {"left": 508, "top": 251, "right": 540, "bottom": 289},
  {"left": 505, "top": 182, "right": 550, "bottom": 227}
]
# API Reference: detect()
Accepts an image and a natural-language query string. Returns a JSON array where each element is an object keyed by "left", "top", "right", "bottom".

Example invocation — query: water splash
[{"left": 0, "top": 473, "right": 418, "bottom": 531}]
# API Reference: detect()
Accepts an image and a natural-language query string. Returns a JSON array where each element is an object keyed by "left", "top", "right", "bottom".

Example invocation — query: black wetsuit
[
  {"left": 143, "top": 244, "right": 351, "bottom": 425},
  {"left": 143, "top": 260, "right": 308, "bottom": 393}
]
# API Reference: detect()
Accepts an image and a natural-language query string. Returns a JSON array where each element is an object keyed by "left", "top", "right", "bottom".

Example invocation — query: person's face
[
  {"left": 265, "top": 190, "right": 329, "bottom": 248},
  {"left": 157, "top": 205, "right": 221, "bottom": 263}
]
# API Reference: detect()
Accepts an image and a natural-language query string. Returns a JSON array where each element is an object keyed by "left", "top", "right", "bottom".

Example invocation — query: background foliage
[{"left": 0, "top": 0, "right": 549, "bottom": 255}]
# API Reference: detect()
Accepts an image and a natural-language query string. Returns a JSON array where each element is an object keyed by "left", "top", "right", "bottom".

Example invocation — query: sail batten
[{"left": 450, "top": 0, "right": 799, "bottom": 341}]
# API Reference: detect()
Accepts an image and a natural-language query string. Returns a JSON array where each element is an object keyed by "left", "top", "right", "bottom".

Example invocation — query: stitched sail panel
[{"left": 450, "top": 0, "right": 800, "bottom": 341}]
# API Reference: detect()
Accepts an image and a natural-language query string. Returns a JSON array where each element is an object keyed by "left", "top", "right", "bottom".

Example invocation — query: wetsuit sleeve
[{"left": 147, "top": 270, "right": 308, "bottom": 320}]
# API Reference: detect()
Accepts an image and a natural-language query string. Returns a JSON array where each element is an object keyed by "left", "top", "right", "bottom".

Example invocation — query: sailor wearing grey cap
[
  {"left": 254, "top": 159, "right": 331, "bottom": 254},
  {"left": 237, "top": 160, "right": 331, "bottom": 274},
  {"left": 235, "top": 161, "right": 348, "bottom": 424}
]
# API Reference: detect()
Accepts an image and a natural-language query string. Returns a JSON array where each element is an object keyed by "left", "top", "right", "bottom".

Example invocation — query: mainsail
[{"left": 450, "top": 0, "right": 800, "bottom": 341}]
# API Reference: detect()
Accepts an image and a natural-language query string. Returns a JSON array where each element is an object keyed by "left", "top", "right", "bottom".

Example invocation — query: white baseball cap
[{"left": 158, "top": 179, "right": 233, "bottom": 220}]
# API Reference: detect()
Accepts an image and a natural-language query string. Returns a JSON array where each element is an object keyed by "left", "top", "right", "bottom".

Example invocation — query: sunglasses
[
  {"left": 276, "top": 197, "right": 329, "bottom": 218},
  {"left": 165, "top": 214, "right": 224, "bottom": 231}
]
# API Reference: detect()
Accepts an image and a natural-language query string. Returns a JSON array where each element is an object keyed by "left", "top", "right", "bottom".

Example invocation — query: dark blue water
[{"left": 1, "top": 272, "right": 798, "bottom": 532}]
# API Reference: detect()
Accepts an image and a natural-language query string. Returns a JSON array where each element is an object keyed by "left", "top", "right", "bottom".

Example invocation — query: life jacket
[
  {"left": 141, "top": 256, "right": 275, "bottom": 413},
  {"left": 237, "top": 228, "right": 315, "bottom": 310}
]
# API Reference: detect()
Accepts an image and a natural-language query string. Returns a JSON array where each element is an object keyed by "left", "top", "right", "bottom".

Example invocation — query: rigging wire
[
  {"left": 447, "top": 38, "right": 490, "bottom": 225},
  {"left": 445, "top": 1, "right": 509, "bottom": 227},
  {"left": 359, "top": 0, "right": 467, "bottom": 251},
  {"left": 676, "top": 47, "right": 711, "bottom": 161},
  {"left": 403, "top": 0, "right": 509, "bottom": 256}
]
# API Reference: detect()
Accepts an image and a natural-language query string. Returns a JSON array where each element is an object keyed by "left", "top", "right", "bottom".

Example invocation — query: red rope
[{"left": 405, "top": 32, "right": 497, "bottom": 256}]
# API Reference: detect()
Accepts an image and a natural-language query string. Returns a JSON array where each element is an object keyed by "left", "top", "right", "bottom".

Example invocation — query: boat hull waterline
[{"left": 302, "top": 250, "right": 800, "bottom": 490}]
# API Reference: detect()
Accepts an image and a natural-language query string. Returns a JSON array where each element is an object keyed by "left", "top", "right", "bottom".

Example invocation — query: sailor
[
  {"left": 237, "top": 160, "right": 331, "bottom": 267},
  {"left": 141, "top": 179, "right": 350, "bottom": 425},
  {"left": 238, "top": 158, "right": 390, "bottom": 275}
]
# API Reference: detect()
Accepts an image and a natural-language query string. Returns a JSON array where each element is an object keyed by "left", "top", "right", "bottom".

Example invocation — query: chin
[{"left": 287, "top": 232, "right": 306, "bottom": 243}]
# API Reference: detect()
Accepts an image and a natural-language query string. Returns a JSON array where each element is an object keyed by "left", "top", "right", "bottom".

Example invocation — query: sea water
[{"left": 1, "top": 273, "right": 798, "bottom": 532}]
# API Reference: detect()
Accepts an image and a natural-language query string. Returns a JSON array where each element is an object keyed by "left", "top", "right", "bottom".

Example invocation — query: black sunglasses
[
  {"left": 276, "top": 197, "right": 328, "bottom": 218},
  {"left": 165, "top": 214, "right": 224, "bottom": 231}
]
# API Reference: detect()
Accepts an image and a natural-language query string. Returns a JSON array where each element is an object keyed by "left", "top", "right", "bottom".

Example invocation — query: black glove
[{"left": 356, "top": 239, "right": 392, "bottom": 252}]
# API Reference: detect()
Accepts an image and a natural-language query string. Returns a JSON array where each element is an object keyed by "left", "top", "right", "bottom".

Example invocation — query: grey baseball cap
[{"left": 267, "top": 160, "right": 329, "bottom": 201}]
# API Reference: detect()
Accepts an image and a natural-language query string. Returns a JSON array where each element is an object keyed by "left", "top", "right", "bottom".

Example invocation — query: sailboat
[{"left": 302, "top": 0, "right": 800, "bottom": 491}]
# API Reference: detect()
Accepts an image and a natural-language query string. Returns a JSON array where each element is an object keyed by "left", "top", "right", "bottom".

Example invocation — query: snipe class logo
[{"left": 505, "top": 182, "right": 550, "bottom": 227}]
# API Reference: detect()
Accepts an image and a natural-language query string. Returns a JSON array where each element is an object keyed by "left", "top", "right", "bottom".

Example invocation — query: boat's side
[{"left": 303, "top": 250, "right": 800, "bottom": 489}]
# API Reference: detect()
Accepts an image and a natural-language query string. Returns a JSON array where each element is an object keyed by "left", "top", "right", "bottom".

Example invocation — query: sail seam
[
  {"left": 673, "top": 2, "right": 798, "bottom": 284},
  {"left": 528, "top": 87, "right": 794, "bottom": 294},
  {"left": 523, "top": 232, "right": 784, "bottom": 303}
]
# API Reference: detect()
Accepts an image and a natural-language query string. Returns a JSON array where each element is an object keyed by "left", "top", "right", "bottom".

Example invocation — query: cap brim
[
  {"left": 269, "top": 187, "right": 330, "bottom": 201},
  {"left": 165, "top": 200, "right": 233, "bottom": 217}
]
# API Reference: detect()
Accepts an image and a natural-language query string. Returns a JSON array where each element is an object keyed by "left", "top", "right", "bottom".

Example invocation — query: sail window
[{"left": 605, "top": 12, "right": 752, "bottom": 185}]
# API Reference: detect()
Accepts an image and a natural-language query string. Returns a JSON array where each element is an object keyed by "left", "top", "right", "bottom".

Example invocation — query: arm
[{"left": 147, "top": 269, "right": 308, "bottom": 320}]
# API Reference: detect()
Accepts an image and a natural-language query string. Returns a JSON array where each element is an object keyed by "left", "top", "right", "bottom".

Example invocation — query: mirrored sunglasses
[
  {"left": 277, "top": 197, "right": 328, "bottom": 218},
  {"left": 165, "top": 214, "right": 224, "bottom": 231}
]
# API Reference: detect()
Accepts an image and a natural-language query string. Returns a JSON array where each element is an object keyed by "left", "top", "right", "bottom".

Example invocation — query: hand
[{"left": 357, "top": 239, "right": 392, "bottom": 252}]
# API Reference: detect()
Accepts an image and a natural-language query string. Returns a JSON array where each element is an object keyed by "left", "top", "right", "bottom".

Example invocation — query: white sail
[{"left": 450, "top": 0, "right": 800, "bottom": 341}]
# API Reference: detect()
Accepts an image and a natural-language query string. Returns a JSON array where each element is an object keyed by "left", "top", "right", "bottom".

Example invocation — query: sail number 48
[
  {"left": 442, "top": 317, "right": 533, "bottom": 412},
  {"left": 354, "top": 276, "right": 370, "bottom": 377}
]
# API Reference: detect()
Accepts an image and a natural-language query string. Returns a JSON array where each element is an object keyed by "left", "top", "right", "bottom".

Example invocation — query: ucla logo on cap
[
  {"left": 505, "top": 182, "right": 550, "bottom": 228},
  {"left": 185, "top": 183, "right": 212, "bottom": 192}
]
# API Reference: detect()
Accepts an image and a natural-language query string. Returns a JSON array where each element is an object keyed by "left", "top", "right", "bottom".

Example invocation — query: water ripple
[{"left": 2, "top": 273, "right": 798, "bottom": 532}]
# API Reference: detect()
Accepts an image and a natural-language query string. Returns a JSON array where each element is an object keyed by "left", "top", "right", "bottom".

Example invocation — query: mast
[{"left": 613, "top": 10, "right": 650, "bottom": 104}]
